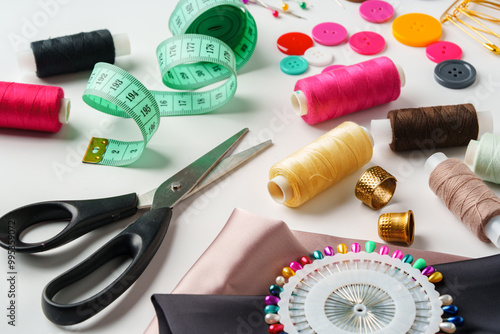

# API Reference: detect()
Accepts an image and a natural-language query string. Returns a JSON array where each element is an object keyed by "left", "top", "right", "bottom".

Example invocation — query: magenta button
[
  {"left": 277, "top": 32, "right": 314, "bottom": 55},
  {"left": 359, "top": 0, "right": 394, "bottom": 23},
  {"left": 349, "top": 31, "right": 385, "bottom": 55},
  {"left": 426, "top": 41, "right": 463, "bottom": 63},
  {"left": 312, "top": 22, "right": 348, "bottom": 46}
]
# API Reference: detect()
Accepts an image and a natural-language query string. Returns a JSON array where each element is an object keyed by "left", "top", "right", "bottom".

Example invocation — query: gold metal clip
[
  {"left": 83, "top": 138, "right": 108, "bottom": 164},
  {"left": 441, "top": 0, "right": 500, "bottom": 54}
]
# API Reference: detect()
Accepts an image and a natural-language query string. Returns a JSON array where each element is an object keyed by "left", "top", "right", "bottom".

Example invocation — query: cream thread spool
[
  {"left": 268, "top": 121, "right": 374, "bottom": 208},
  {"left": 465, "top": 133, "right": 500, "bottom": 184}
]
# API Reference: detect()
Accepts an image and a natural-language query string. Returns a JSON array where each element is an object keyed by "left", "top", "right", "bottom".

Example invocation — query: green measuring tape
[{"left": 83, "top": 0, "right": 257, "bottom": 166}]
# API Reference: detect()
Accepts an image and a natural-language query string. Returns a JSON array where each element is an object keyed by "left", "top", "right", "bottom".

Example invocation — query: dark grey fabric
[
  {"left": 152, "top": 254, "right": 500, "bottom": 334},
  {"left": 434, "top": 254, "right": 500, "bottom": 334},
  {"left": 152, "top": 294, "right": 267, "bottom": 334}
]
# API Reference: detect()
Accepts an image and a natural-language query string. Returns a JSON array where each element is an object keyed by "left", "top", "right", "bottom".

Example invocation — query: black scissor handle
[
  {"left": 0, "top": 193, "right": 138, "bottom": 253},
  {"left": 42, "top": 206, "right": 172, "bottom": 326}
]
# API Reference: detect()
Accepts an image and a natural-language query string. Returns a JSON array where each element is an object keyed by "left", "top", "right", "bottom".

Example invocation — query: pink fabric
[{"left": 144, "top": 208, "right": 468, "bottom": 334}]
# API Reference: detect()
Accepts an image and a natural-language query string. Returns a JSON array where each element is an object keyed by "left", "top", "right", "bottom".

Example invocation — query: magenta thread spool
[{"left": 291, "top": 56, "right": 405, "bottom": 125}]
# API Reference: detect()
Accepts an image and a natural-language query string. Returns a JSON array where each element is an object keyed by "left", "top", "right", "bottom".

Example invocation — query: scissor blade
[
  {"left": 149, "top": 128, "right": 248, "bottom": 210},
  {"left": 184, "top": 139, "right": 272, "bottom": 199},
  {"left": 137, "top": 138, "right": 272, "bottom": 209}
]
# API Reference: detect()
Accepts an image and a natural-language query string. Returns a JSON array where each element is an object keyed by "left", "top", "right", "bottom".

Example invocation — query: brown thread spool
[
  {"left": 371, "top": 104, "right": 492, "bottom": 151},
  {"left": 426, "top": 153, "right": 500, "bottom": 246}
]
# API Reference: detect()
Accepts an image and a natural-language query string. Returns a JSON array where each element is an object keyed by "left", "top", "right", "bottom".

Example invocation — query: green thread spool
[{"left": 466, "top": 133, "right": 500, "bottom": 184}]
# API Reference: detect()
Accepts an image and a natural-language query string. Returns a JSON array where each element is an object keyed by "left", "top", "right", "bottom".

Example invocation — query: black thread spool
[
  {"left": 18, "top": 29, "right": 130, "bottom": 78},
  {"left": 371, "top": 103, "right": 493, "bottom": 151}
]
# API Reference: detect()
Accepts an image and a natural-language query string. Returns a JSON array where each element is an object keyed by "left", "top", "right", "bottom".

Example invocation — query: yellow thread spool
[{"left": 268, "top": 121, "right": 374, "bottom": 207}]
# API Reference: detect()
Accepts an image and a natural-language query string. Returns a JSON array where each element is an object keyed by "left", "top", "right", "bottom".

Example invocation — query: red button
[{"left": 277, "top": 32, "right": 314, "bottom": 55}]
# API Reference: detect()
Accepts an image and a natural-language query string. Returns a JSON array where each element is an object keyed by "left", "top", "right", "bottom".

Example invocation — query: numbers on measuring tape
[
  {"left": 125, "top": 90, "right": 139, "bottom": 102},
  {"left": 82, "top": 62, "right": 160, "bottom": 165},
  {"left": 96, "top": 73, "right": 108, "bottom": 84},
  {"left": 175, "top": 16, "right": 182, "bottom": 29},
  {"left": 110, "top": 79, "right": 123, "bottom": 91},
  {"left": 148, "top": 122, "right": 157, "bottom": 135},
  {"left": 169, "top": 45, "right": 177, "bottom": 57},
  {"left": 82, "top": 0, "right": 257, "bottom": 166},
  {"left": 140, "top": 104, "right": 152, "bottom": 117}
]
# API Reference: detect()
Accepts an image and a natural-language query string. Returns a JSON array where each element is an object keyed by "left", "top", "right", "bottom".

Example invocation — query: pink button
[
  {"left": 321, "top": 64, "right": 345, "bottom": 73},
  {"left": 312, "top": 22, "right": 348, "bottom": 46},
  {"left": 349, "top": 31, "right": 385, "bottom": 55},
  {"left": 426, "top": 41, "right": 463, "bottom": 63},
  {"left": 359, "top": 0, "right": 394, "bottom": 23}
]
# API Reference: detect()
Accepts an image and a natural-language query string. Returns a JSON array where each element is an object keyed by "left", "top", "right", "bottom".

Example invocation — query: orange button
[{"left": 392, "top": 13, "right": 442, "bottom": 47}]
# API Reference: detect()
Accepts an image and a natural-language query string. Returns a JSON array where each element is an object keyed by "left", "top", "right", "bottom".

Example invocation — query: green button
[{"left": 280, "top": 56, "right": 308, "bottom": 75}]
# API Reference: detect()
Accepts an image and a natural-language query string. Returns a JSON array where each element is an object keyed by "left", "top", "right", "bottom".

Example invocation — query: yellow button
[{"left": 392, "top": 13, "right": 442, "bottom": 47}]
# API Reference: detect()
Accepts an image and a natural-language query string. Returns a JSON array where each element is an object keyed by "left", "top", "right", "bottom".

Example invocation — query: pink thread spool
[
  {"left": 0, "top": 81, "right": 69, "bottom": 133},
  {"left": 291, "top": 57, "right": 405, "bottom": 125}
]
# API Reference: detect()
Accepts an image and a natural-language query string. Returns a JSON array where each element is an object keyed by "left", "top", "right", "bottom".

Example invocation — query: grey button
[{"left": 434, "top": 59, "right": 476, "bottom": 89}]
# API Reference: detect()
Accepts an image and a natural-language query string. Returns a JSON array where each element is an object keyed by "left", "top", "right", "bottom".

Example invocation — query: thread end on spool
[
  {"left": 485, "top": 216, "right": 500, "bottom": 248},
  {"left": 112, "top": 33, "right": 131, "bottom": 57},
  {"left": 17, "top": 49, "right": 37, "bottom": 73},
  {"left": 59, "top": 98, "right": 70, "bottom": 124},
  {"left": 425, "top": 152, "right": 448, "bottom": 175},
  {"left": 370, "top": 119, "right": 392, "bottom": 146},
  {"left": 291, "top": 90, "right": 308, "bottom": 116},
  {"left": 464, "top": 139, "right": 479, "bottom": 167},
  {"left": 394, "top": 63, "right": 406, "bottom": 87},
  {"left": 268, "top": 175, "right": 293, "bottom": 204},
  {"left": 360, "top": 126, "right": 374, "bottom": 147},
  {"left": 477, "top": 111, "right": 493, "bottom": 138}
]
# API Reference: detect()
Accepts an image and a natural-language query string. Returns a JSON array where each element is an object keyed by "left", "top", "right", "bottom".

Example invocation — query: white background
[{"left": 0, "top": 0, "right": 499, "bottom": 333}]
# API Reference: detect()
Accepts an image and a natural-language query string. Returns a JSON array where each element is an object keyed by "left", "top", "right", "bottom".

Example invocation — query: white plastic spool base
[
  {"left": 17, "top": 32, "right": 130, "bottom": 73},
  {"left": 59, "top": 98, "right": 71, "bottom": 124},
  {"left": 267, "top": 127, "right": 374, "bottom": 204},
  {"left": 372, "top": 111, "right": 493, "bottom": 147},
  {"left": 464, "top": 139, "right": 480, "bottom": 167},
  {"left": 425, "top": 152, "right": 500, "bottom": 248}
]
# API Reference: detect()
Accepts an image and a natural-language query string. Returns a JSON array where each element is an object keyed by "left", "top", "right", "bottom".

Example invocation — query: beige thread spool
[{"left": 268, "top": 121, "right": 374, "bottom": 208}]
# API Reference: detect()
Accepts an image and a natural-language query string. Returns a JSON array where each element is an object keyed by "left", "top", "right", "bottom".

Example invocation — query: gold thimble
[
  {"left": 378, "top": 210, "right": 415, "bottom": 245},
  {"left": 355, "top": 166, "right": 397, "bottom": 209}
]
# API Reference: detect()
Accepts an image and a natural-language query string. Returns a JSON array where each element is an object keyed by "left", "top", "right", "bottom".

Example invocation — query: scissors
[{"left": 0, "top": 128, "right": 270, "bottom": 326}]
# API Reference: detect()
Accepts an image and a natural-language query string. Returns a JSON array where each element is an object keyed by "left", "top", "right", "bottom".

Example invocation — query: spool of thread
[
  {"left": 18, "top": 29, "right": 130, "bottom": 78},
  {"left": 291, "top": 57, "right": 405, "bottom": 125},
  {"left": 465, "top": 133, "right": 500, "bottom": 184},
  {"left": 0, "top": 81, "right": 69, "bottom": 132},
  {"left": 268, "top": 121, "right": 373, "bottom": 207},
  {"left": 371, "top": 103, "right": 492, "bottom": 151},
  {"left": 425, "top": 152, "right": 500, "bottom": 247}
]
